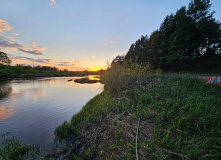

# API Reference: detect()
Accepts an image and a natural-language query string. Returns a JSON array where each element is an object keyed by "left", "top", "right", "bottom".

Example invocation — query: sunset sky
[{"left": 0, "top": 0, "right": 221, "bottom": 71}]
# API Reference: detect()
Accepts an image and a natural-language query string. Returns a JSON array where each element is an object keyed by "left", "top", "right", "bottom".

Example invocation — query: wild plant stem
[{"left": 136, "top": 117, "right": 140, "bottom": 160}]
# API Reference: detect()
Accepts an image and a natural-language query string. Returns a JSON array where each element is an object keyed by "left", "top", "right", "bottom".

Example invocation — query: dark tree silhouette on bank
[
  {"left": 116, "top": 0, "right": 221, "bottom": 72},
  {"left": 0, "top": 51, "right": 11, "bottom": 66}
]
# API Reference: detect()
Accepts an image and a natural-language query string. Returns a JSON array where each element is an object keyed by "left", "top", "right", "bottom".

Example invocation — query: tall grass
[{"left": 142, "top": 74, "right": 221, "bottom": 159}]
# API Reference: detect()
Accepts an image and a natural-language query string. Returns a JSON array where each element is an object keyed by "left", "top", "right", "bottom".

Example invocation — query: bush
[{"left": 102, "top": 60, "right": 152, "bottom": 93}]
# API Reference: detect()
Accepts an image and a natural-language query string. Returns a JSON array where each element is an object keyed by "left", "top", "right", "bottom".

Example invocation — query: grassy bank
[
  {"left": 0, "top": 69, "right": 85, "bottom": 79},
  {"left": 51, "top": 63, "right": 221, "bottom": 159},
  {"left": 1, "top": 62, "right": 221, "bottom": 159}
]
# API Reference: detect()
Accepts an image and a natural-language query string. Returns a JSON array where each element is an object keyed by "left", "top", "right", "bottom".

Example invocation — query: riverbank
[
  {"left": 0, "top": 76, "right": 103, "bottom": 160},
  {"left": 1, "top": 73, "right": 221, "bottom": 159},
  {"left": 0, "top": 69, "right": 86, "bottom": 80},
  {"left": 48, "top": 74, "right": 221, "bottom": 159}
]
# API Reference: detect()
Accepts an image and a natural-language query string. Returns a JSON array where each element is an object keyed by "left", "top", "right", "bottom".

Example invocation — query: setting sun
[{"left": 90, "top": 67, "right": 102, "bottom": 72}]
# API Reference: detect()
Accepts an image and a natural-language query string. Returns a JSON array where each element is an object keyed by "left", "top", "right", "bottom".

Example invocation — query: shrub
[{"left": 102, "top": 60, "right": 152, "bottom": 93}]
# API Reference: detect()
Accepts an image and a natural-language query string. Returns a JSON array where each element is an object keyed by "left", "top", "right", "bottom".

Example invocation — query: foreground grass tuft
[{"left": 0, "top": 133, "right": 40, "bottom": 160}]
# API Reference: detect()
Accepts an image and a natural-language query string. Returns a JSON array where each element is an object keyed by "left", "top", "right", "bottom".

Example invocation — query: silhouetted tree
[
  {"left": 187, "top": 0, "right": 221, "bottom": 55},
  {"left": 111, "top": 55, "right": 125, "bottom": 66},
  {"left": 0, "top": 51, "right": 11, "bottom": 66},
  {"left": 120, "top": 0, "right": 221, "bottom": 72}
]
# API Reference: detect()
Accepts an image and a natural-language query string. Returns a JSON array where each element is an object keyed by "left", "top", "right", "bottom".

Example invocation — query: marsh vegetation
[{"left": 52, "top": 61, "right": 221, "bottom": 159}]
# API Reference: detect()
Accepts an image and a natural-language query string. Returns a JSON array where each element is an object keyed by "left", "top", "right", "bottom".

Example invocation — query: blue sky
[{"left": 0, "top": 0, "right": 220, "bottom": 70}]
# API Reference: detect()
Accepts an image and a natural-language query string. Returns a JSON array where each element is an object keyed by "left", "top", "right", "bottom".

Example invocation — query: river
[{"left": 0, "top": 76, "right": 103, "bottom": 153}]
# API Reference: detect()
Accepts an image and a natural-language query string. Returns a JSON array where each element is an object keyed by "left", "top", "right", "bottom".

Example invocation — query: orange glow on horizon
[
  {"left": 88, "top": 65, "right": 105, "bottom": 72},
  {"left": 10, "top": 58, "right": 106, "bottom": 72},
  {"left": 90, "top": 68, "right": 100, "bottom": 72}
]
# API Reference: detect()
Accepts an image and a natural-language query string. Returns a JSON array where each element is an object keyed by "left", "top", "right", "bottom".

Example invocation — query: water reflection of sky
[
  {"left": 0, "top": 76, "right": 103, "bottom": 153},
  {"left": 0, "top": 104, "right": 14, "bottom": 120}
]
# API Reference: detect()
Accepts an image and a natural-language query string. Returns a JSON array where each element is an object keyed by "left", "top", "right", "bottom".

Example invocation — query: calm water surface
[{"left": 0, "top": 76, "right": 103, "bottom": 152}]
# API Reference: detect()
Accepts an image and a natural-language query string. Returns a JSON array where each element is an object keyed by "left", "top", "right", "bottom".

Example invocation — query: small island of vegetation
[{"left": 74, "top": 77, "right": 99, "bottom": 84}]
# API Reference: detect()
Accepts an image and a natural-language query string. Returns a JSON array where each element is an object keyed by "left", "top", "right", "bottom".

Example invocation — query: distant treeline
[
  {"left": 112, "top": 0, "right": 221, "bottom": 73},
  {"left": 0, "top": 65, "right": 86, "bottom": 79},
  {"left": 0, "top": 63, "right": 104, "bottom": 79},
  {"left": 0, "top": 64, "right": 105, "bottom": 74},
  {"left": 0, "top": 64, "right": 71, "bottom": 72},
  {"left": 9, "top": 64, "right": 60, "bottom": 71}
]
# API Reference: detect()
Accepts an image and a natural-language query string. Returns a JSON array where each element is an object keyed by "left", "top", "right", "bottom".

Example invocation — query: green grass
[
  {"left": 1, "top": 62, "right": 220, "bottom": 159},
  {"left": 53, "top": 66, "right": 221, "bottom": 159},
  {"left": 0, "top": 133, "right": 40, "bottom": 160},
  {"left": 144, "top": 74, "right": 221, "bottom": 159}
]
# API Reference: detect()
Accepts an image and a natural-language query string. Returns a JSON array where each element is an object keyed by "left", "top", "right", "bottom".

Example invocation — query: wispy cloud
[
  {"left": 8, "top": 54, "right": 52, "bottom": 64},
  {"left": 0, "top": 35, "right": 46, "bottom": 55},
  {"left": 58, "top": 61, "right": 75, "bottom": 66},
  {"left": 0, "top": 19, "right": 46, "bottom": 57},
  {"left": 0, "top": 19, "right": 13, "bottom": 32},
  {"left": 30, "top": 42, "right": 36, "bottom": 46},
  {"left": 50, "top": 0, "right": 56, "bottom": 5},
  {"left": 33, "top": 46, "right": 46, "bottom": 51},
  {"left": 57, "top": 60, "right": 80, "bottom": 66},
  {"left": 17, "top": 48, "right": 44, "bottom": 55},
  {"left": 27, "top": 57, "right": 52, "bottom": 63},
  {"left": 0, "top": 35, "right": 25, "bottom": 49}
]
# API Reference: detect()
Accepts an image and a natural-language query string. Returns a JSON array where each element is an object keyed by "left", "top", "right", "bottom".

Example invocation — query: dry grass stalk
[{"left": 136, "top": 117, "right": 140, "bottom": 160}]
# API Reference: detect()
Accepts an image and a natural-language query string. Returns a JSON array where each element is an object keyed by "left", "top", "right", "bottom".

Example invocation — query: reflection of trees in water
[
  {"left": 0, "top": 82, "right": 12, "bottom": 98},
  {"left": 0, "top": 82, "right": 13, "bottom": 120}
]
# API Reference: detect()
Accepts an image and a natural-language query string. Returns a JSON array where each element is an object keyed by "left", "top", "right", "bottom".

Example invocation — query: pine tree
[{"left": 187, "top": 0, "right": 220, "bottom": 55}]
